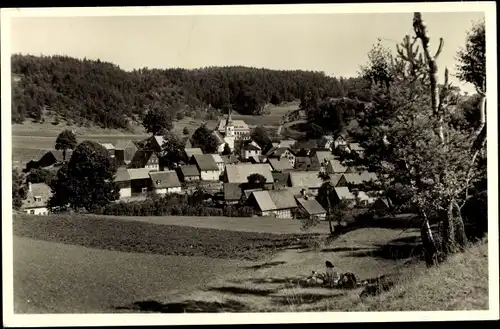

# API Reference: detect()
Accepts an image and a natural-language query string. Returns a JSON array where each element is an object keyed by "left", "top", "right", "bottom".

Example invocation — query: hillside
[{"left": 11, "top": 54, "right": 366, "bottom": 130}]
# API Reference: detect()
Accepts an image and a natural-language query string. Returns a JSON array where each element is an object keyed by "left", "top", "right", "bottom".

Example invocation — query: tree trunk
[
  {"left": 475, "top": 94, "right": 486, "bottom": 139},
  {"left": 327, "top": 192, "right": 334, "bottom": 235},
  {"left": 63, "top": 149, "right": 67, "bottom": 162},
  {"left": 418, "top": 206, "right": 438, "bottom": 267},
  {"left": 451, "top": 199, "right": 468, "bottom": 250},
  {"left": 442, "top": 201, "right": 456, "bottom": 254}
]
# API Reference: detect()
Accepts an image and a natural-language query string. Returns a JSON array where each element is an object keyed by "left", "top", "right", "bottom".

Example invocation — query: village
[{"left": 19, "top": 110, "right": 388, "bottom": 220}]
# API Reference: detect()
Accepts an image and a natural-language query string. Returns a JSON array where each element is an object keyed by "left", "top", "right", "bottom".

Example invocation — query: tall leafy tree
[
  {"left": 48, "top": 141, "right": 119, "bottom": 212},
  {"left": 250, "top": 126, "right": 272, "bottom": 150},
  {"left": 142, "top": 107, "right": 174, "bottom": 135},
  {"left": 191, "top": 124, "right": 219, "bottom": 154},
  {"left": 162, "top": 131, "right": 187, "bottom": 168},
  {"left": 12, "top": 168, "right": 27, "bottom": 210},
  {"left": 55, "top": 129, "right": 77, "bottom": 162}
]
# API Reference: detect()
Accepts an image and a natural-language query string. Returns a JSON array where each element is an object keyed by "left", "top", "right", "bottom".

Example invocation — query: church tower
[
  {"left": 225, "top": 108, "right": 235, "bottom": 138},
  {"left": 223, "top": 108, "right": 235, "bottom": 152}
]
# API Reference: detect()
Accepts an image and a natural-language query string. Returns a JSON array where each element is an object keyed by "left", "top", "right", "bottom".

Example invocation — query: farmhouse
[
  {"left": 247, "top": 189, "right": 297, "bottom": 219},
  {"left": 240, "top": 141, "right": 262, "bottom": 160},
  {"left": 371, "top": 197, "right": 392, "bottom": 213},
  {"left": 333, "top": 186, "right": 357, "bottom": 205},
  {"left": 294, "top": 156, "right": 314, "bottom": 170},
  {"left": 149, "top": 171, "right": 182, "bottom": 195},
  {"left": 311, "top": 150, "right": 336, "bottom": 167},
  {"left": 184, "top": 148, "right": 203, "bottom": 160},
  {"left": 223, "top": 183, "right": 242, "bottom": 205},
  {"left": 278, "top": 139, "right": 296, "bottom": 148},
  {"left": 127, "top": 168, "right": 153, "bottom": 196},
  {"left": 128, "top": 150, "right": 160, "bottom": 171},
  {"left": 115, "top": 168, "right": 132, "bottom": 199},
  {"left": 179, "top": 165, "right": 200, "bottom": 182},
  {"left": 349, "top": 143, "right": 365, "bottom": 156},
  {"left": 141, "top": 135, "right": 165, "bottom": 154},
  {"left": 333, "top": 135, "right": 348, "bottom": 149},
  {"left": 296, "top": 197, "right": 327, "bottom": 220},
  {"left": 211, "top": 153, "right": 226, "bottom": 176},
  {"left": 329, "top": 174, "right": 349, "bottom": 187},
  {"left": 221, "top": 154, "right": 239, "bottom": 165},
  {"left": 21, "top": 182, "right": 52, "bottom": 215},
  {"left": 115, "top": 140, "right": 140, "bottom": 166},
  {"left": 192, "top": 154, "right": 220, "bottom": 181},
  {"left": 288, "top": 171, "right": 323, "bottom": 195},
  {"left": 343, "top": 172, "right": 379, "bottom": 187},
  {"left": 318, "top": 135, "right": 334, "bottom": 150},
  {"left": 268, "top": 158, "right": 294, "bottom": 172},
  {"left": 264, "top": 147, "right": 296, "bottom": 167},
  {"left": 224, "top": 163, "right": 274, "bottom": 185},
  {"left": 99, "top": 143, "right": 116, "bottom": 158}
]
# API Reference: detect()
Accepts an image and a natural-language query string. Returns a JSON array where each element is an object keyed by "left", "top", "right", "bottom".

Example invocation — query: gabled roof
[
  {"left": 180, "top": 165, "right": 200, "bottom": 177},
  {"left": 271, "top": 172, "right": 290, "bottom": 186},
  {"left": 328, "top": 174, "right": 345, "bottom": 186},
  {"left": 193, "top": 153, "right": 219, "bottom": 171},
  {"left": 313, "top": 151, "right": 336, "bottom": 165},
  {"left": 149, "top": 171, "right": 181, "bottom": 189},
  {"left": 224, "top": 183, "right": 242, "bottom": 201},
  {"left": 128, "top": 150, "right": 157, "bottom": 168},
  {"left": 99, "top": 143, "right": 115, "bottom": 150},
  {"left": 357, "top": 191, "right": 377, "bottom": 203},
  {"left": 279, "top": 139, "right": 296, "bottom": 148},
  {"left": 127, "top": 168, "right": 151, "bottom": 180},
  {"left": 212, "top": 130, "right": 225, "bottom": 144},
  {"left": 327, "top": 159, "right": 348, "bottom": 173},
  {"left": 243, "top": 143, "right": 261, "bottom": 151},
  {"left": 225, "top": 163, "right": 274, "bottom": 184},
  {"left": 39, "top": 150, "right": 72, "bottom": 163},
  {"left": 296, "top": 197, "right": 326, "bottom": 215},
  {"left": 289, "top": 171, "right": 323, "bottom": 188},
  {"left": 21, "top": 183, "right": 52, "bottom": 209},
  {"left": 268, "top": 189, "right": 298, "bottom": 209},
  {"left": 334, "top": 187, "right": 356, "bottom": 200},
  {"left": 115, "top": 139, "right": 140, "bottom": 150},
  {"left": 250, "top": 189, "right": 297, "bottom": 211},
  {"left": 268, "top": 158, "right": 294, "bottom": 172},
  {"left": 185, "top": 148, "right": 203, "bottom": 158},
  {"left": 265, "top": 146, "right": 293, "bottom": 157},
  {"left": 211, "top": 153, "right": 224, "bottom": 163},
  {"left": 115, "top": 168, "right": 130, "bottom": 182}
]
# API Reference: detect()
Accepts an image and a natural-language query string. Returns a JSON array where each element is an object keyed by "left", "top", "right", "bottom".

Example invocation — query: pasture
[{"left": 12, "top": 213, "right": 485, "bottom": 313}]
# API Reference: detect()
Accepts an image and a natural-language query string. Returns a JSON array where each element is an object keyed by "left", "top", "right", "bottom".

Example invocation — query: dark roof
[
  {"left": 193, "top": 153, "right": 219, "bottom": 171},
  {"left": 272, "top": 172, "right": 290, "bottom": 186},
  {"left": 292, "top": 139, "right": 320, "bottom": 150},
  {"left": 149, "top": 171, "right": 181, "bottom": 189},
  {"left": 40, "top": 150, "right": 73, "bottom": 163},
  {"left": 265, "top": 146, "right": 293, "bottom": 157},
  {"left": 128, "top": 150, "right": 157, "bottom": 168},
  {"left": 243, "top": 143, "right": 261, "bottom": 151},
  {"left": 224, "top": 183, "right": 242, "bottom": 201},
  {"left": 180, "top": 165, "right": 200, "bottom": 177},
  {"left": 221, "top": 155, "right": 239, "bottom": 164}
]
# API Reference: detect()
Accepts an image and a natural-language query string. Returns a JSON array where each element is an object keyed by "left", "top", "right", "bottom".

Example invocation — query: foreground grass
[
  {"left": 13, "top": 214, "right": 321, "bottom": 261},
  {"left": 278, "top": 240, "right": 489, "bottom": 312}
]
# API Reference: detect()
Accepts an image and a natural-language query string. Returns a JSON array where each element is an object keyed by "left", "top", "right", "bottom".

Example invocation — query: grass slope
[{"left": 13, "top": 214, "right": 321, "bottom": 261}]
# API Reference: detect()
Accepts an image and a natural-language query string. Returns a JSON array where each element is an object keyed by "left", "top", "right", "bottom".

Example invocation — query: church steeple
[{"left": 225, "top": 107, "right": 235, "bottom": 137}]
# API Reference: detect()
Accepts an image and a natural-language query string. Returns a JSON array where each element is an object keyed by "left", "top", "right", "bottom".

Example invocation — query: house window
[
  {"left": 142, "top": 187, "right": 148, "bottom": 194},
  {"left": 30, "top": 210, "right": 35, "bottom": 215},
  {"left": 34, "top": 196, "right": 42, "bottom": 202}
]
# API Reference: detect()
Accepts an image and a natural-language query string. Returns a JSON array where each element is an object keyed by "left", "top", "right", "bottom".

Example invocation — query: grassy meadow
[{"left": 12, "top": 212, "right": 487, "bottom": 313}]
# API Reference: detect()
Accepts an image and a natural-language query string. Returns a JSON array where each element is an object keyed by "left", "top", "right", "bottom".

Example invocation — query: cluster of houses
[{"left": 19, "top": 112, "right": 392, "bottom": 218}]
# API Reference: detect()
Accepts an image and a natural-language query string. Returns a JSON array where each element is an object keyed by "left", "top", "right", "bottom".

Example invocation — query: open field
[
  {"left": 10, "top": 102, "right": 297, "bottom": 163},
  {"left": 12, "top": 213, "right": 486, "bottom": 314}
]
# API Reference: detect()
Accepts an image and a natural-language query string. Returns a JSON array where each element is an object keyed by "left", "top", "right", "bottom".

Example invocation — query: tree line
[{"left": 11, "top": 54, "right": 365, "bottom": 129}]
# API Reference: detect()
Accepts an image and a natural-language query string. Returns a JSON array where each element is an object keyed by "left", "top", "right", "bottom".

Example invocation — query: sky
[{"left": 10, "top": 12, "right": 484, "bottom": 94}]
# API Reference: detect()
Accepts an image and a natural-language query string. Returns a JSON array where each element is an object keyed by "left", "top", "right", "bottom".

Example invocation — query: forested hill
[{"left": 11, "top": 54, "right": 367, "bottom": 130}]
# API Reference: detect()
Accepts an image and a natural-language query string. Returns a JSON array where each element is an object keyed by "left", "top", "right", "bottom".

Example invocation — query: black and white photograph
[{"left": 2, "top": 2, "right": 498, "bottom": 326}]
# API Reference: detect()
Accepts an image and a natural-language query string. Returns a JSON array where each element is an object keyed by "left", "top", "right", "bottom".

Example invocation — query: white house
[
  {"left": 240, "top": 141, "right": 262, "bottom": 160},
  {"left": 192, "top": 153, "right": 220, "bottom": 181},
  {"left": 216, "top": 110, "right": 250, "bottom": 141},
  {"left": 21, "top": 182, "right": 52, "bottom": 215},
  {"left": 149, "top": 171, "right": 182, "bottom": 194},
  {"left": 224, "top": 163, "right": 274, "bottom": 185},
  {"left": 211, "top": 154, "right": 226, "bottom": 177}
]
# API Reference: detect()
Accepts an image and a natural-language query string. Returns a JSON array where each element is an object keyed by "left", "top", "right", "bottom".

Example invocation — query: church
[{"left": 212, "top": 110, "right": 250, "bottom": 153}]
